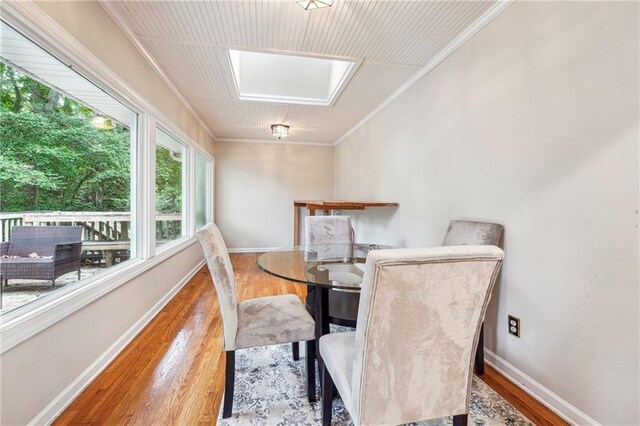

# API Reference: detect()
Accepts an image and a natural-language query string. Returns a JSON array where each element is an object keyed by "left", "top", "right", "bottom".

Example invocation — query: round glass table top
[{"left": 257, "top": 243, "right": 393, "bottom": 290}]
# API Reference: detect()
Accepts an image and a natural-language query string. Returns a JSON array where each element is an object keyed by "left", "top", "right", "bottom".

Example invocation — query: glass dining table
[{"left": 257, "top": 242, "right": 393, "bottom": 373}]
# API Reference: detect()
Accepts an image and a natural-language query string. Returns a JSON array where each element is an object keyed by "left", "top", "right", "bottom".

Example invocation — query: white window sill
[{"left": 0, "top": 236, "right": 198, "bottom": 354}]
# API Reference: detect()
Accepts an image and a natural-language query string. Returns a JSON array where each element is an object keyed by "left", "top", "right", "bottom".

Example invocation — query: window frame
[
  {"left": 154, "top": 124, "right": 191, "bottom": 254},
  {"left": 194, "top": 151, "right": 214, "bottom": 230},
  {"left": 0, "top": 3, "right": 215, "bottom": 354}
]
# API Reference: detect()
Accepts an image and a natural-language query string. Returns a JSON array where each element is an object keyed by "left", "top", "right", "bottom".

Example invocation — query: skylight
[{"left": 227, "top": 49, "right": 357, "bottom": 106}]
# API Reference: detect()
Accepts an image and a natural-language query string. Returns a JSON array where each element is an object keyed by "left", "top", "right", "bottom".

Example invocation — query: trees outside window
[
  {"left": 0, "top": 63, "right": 131, "bottom": 213},
  {"left": 155, "top": 128, "right": 185, "bottom": 246}
]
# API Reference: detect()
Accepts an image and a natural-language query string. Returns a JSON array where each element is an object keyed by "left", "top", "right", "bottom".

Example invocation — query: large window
[
  {"left": 195, "top": 152, "right": 212, "bottom": 230},
  {"left": 0, "top": 21, "right": 136, "bottom": 313},
  {"left": 0, "top": 15, "right": 214, "bottom": 330},
  {"left": 155, "top": 128, "right": 186, "bottom": 248}
]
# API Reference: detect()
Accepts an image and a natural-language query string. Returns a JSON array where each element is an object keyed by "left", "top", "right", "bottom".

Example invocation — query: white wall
[
  {"left": 215, "top": 142, "right": 333, "bottom": 249},
  {"left": 334, "top": 2, "right": 639, "bottom": 424},
  {"left": 0, "top": 2, "right": 214, "bottom": 424}
]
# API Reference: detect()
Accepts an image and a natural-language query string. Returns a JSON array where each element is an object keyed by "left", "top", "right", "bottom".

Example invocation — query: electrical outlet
[{"left": 508, "top": 315, "right": 520, "bottom": 337}]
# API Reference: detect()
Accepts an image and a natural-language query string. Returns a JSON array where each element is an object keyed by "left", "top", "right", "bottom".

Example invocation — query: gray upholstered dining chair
[
  {"left": 442, "top": 220, "right": 504, "bottom": 247},
  {"left": 320, "top": 245, "right": 504, "bottom": 426},
  {"left": 443, "top": 219, "right": 504, "bottom": 374},
  {"left": 196, "top": 223, "right": 317, "bottom": 418},
  {"left": 305, "top": 215, "right": 354, "bottom": 259},
  {"left": 305, "top": 215, "right": 360, "bottom": 326}
]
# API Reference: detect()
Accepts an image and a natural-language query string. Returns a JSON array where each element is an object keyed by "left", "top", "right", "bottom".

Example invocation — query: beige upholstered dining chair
[
  {"left": 320, "top": 245, "right": 504, "bottom": 426},
  {"left": 196, "top": 223, "right": 317, "bottom": 418},
  {"left": 443, "top": 219, "right": 504, "bottom": 374}
]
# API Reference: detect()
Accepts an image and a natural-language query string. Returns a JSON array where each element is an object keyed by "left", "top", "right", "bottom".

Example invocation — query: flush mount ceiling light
[
  {"left": 227, "top": 49, "right": 357, "bottom": 106},
  {"left": 271, "top": 124, "right": 290, "bottom": 140},
  {"left": 297, "top": 0, "right": 333, "bottom": 10}
]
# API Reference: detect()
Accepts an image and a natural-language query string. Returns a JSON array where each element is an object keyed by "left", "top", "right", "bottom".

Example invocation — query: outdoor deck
[
  {"left": 0, "top": 211, "right": 181, "bottom": 312},
  {"left": 0, "top": 267, "right": 101, "bottom": 312}
]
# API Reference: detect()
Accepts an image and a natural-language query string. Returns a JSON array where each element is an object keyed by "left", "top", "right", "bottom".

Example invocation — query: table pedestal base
[{"left": 306, "top": 287, "right": 359, "bottom": 327}]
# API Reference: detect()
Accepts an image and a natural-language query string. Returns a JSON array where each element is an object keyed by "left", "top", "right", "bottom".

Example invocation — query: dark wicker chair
[{"left": 0, "top": 226, "right": 83, "bottom": 288}]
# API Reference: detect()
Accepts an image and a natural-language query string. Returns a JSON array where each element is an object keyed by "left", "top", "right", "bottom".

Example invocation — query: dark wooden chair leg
[
  {"left": 306, "top": 340, "right": 317, "bottom": 402},
  {"left": 322, "top": 365, "right": 334, "bottom": 426},
  {"left": 292, "top": 341, "right": 300, "bottom": 361},
  {"left": 453, "top": 413, "right": 468, "bottom": 426},
  {"left": 223, "top": 350, "right": 235, "bottom": 419},
  {"left": 474, "top": 323, "right": 485, "bottom": 375}
]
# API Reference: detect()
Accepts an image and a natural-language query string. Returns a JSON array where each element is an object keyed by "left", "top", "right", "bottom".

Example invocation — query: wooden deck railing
[
  {"left": 0, "top": 212, "right": 182, "bottom": 242},
  {"left": 0, "top": 214, "right": 23, "bottom": 242}
]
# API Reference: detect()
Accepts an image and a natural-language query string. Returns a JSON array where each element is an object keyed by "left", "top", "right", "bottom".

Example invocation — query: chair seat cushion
[
  {"left": 1, "top": 256, "right": 55, "bottom": 279},
  {"left": 235, "top": 294, "right": 315, "bottom": 350},
  {"left": 1, "top": 256, "right": 53, "bottom": 263},
  {"left": 319, "top": 331, "right": 357, "bottom": 415}
]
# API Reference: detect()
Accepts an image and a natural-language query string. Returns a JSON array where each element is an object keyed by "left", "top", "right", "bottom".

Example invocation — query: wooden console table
[{"left": 292, "top": 200, "right": 399, "bottom": 245}]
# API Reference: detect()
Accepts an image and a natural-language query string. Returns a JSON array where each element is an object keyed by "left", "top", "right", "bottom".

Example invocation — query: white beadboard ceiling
[{"left": 101, "top": 0, "right": 508, "bottom": 145}]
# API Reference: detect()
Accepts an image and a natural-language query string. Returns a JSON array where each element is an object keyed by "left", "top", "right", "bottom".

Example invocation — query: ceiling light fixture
[
  {"left": 271, "top": 124, "right": 290, "bottom": 140},
  {"left": 296, "top": 0, "right": 333, "bottom": 10}
]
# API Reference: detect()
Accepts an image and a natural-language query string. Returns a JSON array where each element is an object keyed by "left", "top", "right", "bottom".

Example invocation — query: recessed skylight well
[{"left": 227, "top": 49, "right": 357, "bottom": 106}]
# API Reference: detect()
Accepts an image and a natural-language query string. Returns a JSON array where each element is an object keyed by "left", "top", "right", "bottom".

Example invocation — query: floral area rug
[{"left": 218, "top": 335, "right": 533, "bottom": 425}]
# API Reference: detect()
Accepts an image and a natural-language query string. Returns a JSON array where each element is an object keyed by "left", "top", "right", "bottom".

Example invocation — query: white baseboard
[
  {"left": 484, "top": 349, "right": 599, "bottom": 425},
  {"left": 29, "top": 259, "right": 206, "bottom": 426},
  {"left": 28, "top": 262, "right": 599, "bottom": 426},
  {"left": 228, "top": 247, "right": 283, "bottom": 253}
]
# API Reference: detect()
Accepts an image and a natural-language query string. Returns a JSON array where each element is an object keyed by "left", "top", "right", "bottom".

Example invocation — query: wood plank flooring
[{"left": 54, "top": 253, "right": 567, "bottom": 426}]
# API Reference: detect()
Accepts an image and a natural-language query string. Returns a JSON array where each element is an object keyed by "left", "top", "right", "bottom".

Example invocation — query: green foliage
[
  {"left": 0, "top": 63, "right": 181, "bottom": 214},
  {"left": 156, "top": 146, "right": 182, "bottom": 213},
  {"left": 0, "top": 110, "right": 131, "bottom": 212}
]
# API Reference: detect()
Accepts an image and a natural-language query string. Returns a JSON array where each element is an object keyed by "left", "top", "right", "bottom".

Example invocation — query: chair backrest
[
  {"left": 442, "top": 220, "right": 504, "bottom": 247},
  {"left": 352, "top": 246, "right": 504, "bottom": 425},
  {"left": 7, "top": 226, "right": 83, "bottom": 257},
  {"left": 196, "top": 222, "right": 238, "bottom": 351},
  {"left": 304, "top": 215, "right": 353, "bottom": 260}
]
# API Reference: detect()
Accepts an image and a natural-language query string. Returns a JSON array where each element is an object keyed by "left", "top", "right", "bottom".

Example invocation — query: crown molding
[
  {"left": 216, "top": 137, "right": 333, "bottom": 148},
  {"left": 99, "top": 1, "right": 217, "bottom": 141},
  {"left": 333, "top": 0, "right": 515, "bottom": 146}
]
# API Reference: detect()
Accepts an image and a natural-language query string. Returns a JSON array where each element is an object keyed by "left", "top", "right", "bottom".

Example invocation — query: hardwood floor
[{"left": 54, "top": 253, "right": 567, "bottom": 426}]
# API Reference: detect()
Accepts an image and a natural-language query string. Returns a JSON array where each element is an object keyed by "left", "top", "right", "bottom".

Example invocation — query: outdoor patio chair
[{"left": 0, "top": 226, "right": 83, "bottom": 288}]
